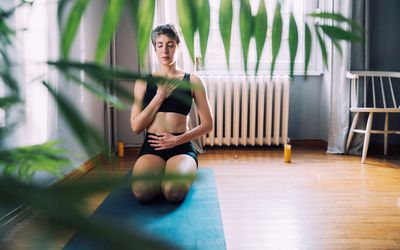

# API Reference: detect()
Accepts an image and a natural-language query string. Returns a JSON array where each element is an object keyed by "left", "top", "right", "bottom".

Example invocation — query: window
[{"left": 154, "top": 0, "right": 321, "bottom": 75}]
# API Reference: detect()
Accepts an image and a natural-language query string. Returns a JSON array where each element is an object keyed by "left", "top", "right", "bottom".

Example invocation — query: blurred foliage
[
  {"left": 0, "top": 0, "right": 362, "bottom": 249},
  {"left": 0, "top": 142, "right": 70, "bottom": 182}
]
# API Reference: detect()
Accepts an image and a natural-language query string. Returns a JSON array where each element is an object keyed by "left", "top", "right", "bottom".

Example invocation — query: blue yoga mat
[{"left": 64, "top": 168, "right": 226, "bottom": 250}]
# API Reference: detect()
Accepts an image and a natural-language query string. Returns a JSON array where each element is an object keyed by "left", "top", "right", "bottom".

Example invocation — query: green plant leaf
[
  {"left": 48, "top": 60, "right": 135, "bottom": 102},
  {"left": 61, "top": 0, "right": 90, "bottom": 59},
  {"left": 95, "top": 0, "right": 124, "bottom": 63},
  {"left": 219, "top": 0, "right": 233, "bottom": 69},
  {"left": 48, "top": 60, "right": 195, "bottom": 105},
  {"left": 271, "top": 2, "right": 282, "bottom": 77},
  {"left": 316, "top": 26, "right": 328, "bottom": 69},
  {"left": 57, "top": 0, "right": 69, "bottom": 30},
  {"left": 177, "top": 0, "right": 196, "bottom": 63},
  {"left": 0, "top": 71, "right": 19, "bottom": 93},
  {"left": 0, "top": 142, "right": 70, "bottom": 182},
  {"left": 3, "top": 164, "right": 16, "bottom": 177},
  {"left": 239, "top": 0, "right": 253, "bottom": 74},
  {"left": 0, "top": 20, "right": 15, "bottom": 45},
  {"left": 126, "top": 0, "right": 141, "bottom": 48},
  {"left": 18, "top": 164, "right": 30, "bottom": 181},
  {"left": 254, "top": 0, "right": 267, "bottom": 75},
  {"left": 308, "top": 12, "right": 364, "bottom": 31},
  {"left": 331, "top": 38, "right": 343, "bottom": 57},
  {"left": 0, "top": 95, "right": 20, "bottom": 108},
  {"left": 0, "top": 1, "right": 30, "bottom": 20},
  {"left": 194, "top": 0, "right": 210, "bottom": 65},
  {"left": 288, "top": 13, "right": 298, "bottom": 79},
  {"left": 42, "top": 81, "right": 105, "bottom": 157},
  {"left": 0, "top": 123, "right": 17, "bottom": 143},
  {"left": 49, "top": 60, "right": 141, "bottom": 81},
  {"left": 304, "top": 23, "right": 312, "bottom": 78},
  {"left": 64, "top": 72, "right": 128, "bottom": 109},
  {"left": 318, "top": 24, "right": 362, "bottom": 42},
  {"left": 136, "top": 0, "right": 155, "bottom": 67},
  {"left": 0, "top": 49, "right": 11, "bottom": 66}
]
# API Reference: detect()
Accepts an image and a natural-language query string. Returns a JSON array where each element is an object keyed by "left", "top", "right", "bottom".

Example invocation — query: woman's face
[{"left": 154, "top": 34, "right": 179, "bottom": 66}]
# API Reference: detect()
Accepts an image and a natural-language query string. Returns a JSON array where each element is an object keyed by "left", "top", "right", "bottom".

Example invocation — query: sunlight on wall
[{"left": 15, "top": 1, "right": 49, "bottom": 146}]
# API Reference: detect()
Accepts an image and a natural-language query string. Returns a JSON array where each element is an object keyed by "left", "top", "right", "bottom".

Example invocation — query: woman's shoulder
[
  {"left": 134, "top": 74, "right": 153, "bottom": 91},
  {"left": 188, "top": 73, "right": 205, "bottom": 87},
  {"left": 134, "top": 74, "right": 154, "bottom": 88}
]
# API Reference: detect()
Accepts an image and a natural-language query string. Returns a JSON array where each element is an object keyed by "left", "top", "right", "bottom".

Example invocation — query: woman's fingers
[
  {"left": 165, "top": 84, "right": 178, "bottom": 96},
  {"left": 148, "top": 134, "right": 160, "bottom": 139},
  {"left": 157, "top": 81, "right": 180, "bottom": 99},
  {"left": 148, "top": 132, "right": 173, "bottom": 149},
  {"left": 154, "top": 147, "right": 167, "bottom": 151},
  {"left": 149, "top": 142, "right": 168, "bottom": 150},
  {"left": 170, "top": 84, "right": 178, "bottom": 92}
]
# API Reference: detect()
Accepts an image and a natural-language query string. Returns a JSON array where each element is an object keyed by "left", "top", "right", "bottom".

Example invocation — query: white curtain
[
  {"left": 346, "top": 0, "right": 369, "bottom": 155},
  {"left": 325, "top": 0, "right": 353, "bottom": 154}
]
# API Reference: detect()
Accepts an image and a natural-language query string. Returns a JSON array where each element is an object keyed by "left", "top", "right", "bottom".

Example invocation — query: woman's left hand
[{"left": 148, "top": 132, "right": 178, "bottom": 150}]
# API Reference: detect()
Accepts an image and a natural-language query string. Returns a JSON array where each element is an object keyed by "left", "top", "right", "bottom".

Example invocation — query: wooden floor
[{"left": 2, "top": 142, "right": 400, "bottom": 250}]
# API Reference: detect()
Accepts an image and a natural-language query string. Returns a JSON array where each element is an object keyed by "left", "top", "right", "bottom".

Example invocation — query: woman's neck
[{"left": 159, "top": 63, "right": 181, "bottom": 77}]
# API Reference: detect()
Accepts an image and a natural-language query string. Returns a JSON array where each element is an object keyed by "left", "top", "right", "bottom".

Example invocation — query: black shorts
[{"left": 138, "top": 132, "right": 198, "bottom": 166}]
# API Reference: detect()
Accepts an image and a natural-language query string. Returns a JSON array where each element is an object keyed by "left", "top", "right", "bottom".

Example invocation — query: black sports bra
[{"left": 142, "top": 73, "right": 193, "bottom": 115}]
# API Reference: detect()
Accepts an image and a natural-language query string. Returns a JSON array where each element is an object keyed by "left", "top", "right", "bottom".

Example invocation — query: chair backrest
[{"left": 347, "top": 71, "right": 400, "bottom": 109}]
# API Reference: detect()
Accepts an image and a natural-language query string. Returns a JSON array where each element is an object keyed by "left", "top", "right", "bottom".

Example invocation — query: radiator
[{"left": 202, "top": 75, "right": 290, "bottom": 146}]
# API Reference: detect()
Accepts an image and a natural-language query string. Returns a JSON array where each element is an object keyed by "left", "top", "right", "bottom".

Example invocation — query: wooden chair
[{"left": 346, "top": 71, "right": 400, "bottom": 163}]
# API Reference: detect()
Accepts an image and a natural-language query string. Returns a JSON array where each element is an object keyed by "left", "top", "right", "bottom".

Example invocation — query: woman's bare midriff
[{"left": 147, "top": 112, "right": 189, "bottom": 134}]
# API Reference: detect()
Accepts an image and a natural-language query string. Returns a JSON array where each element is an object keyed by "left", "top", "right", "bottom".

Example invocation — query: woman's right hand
[{"left": 156, "top": 81, "right": 178, "bottom": 100}]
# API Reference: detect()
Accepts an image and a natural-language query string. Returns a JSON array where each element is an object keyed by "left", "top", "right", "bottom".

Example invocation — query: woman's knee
[
  {"left": 131, "top": 154, "right": 165, "bottom": 202},
  {"left": 162, "top": 180, "right": 191, "bottom": 203},
  {"left": 131, "top": 182, "right": 160, "bottom": 203}
]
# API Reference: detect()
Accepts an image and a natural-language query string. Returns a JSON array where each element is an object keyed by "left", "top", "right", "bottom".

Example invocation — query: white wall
[
  {"left": 290, "top": 76, "right": 327, "bottom": 141},
  {"left": 114, "top": 7, "right": 145, "bottom": 147},
  {"left": 54, "top": 0, "right": 108, "bottom": 179}
]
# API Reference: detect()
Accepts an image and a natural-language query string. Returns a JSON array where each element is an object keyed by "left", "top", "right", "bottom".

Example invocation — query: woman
[{"left": 130, "top": 24, "right": 213, "bottom": 203}]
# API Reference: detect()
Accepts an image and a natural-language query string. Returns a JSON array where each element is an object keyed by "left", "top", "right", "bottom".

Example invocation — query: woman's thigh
[
  {"left": 132, "top": 154, "right": 165, "bottom": 175},
  {"left": 132, "top": 154, "right": 165, "bottom": 179},
  {"left": 163, "top": 155, "right": 197, "bottom": 183}
]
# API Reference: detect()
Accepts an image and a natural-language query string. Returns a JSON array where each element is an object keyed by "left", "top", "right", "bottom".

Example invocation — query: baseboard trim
[
  {"left": 290, "top": 139, "right": 328, "bottom": 148},
  {"left": 50, "top": 152, "right": 104, "bottom": 187},
  {"left": 0, "top": 153, "right": 104, "bottom": 234}
]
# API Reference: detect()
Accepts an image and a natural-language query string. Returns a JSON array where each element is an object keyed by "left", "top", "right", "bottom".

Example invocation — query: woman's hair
[{"left": 151, "top": 24, "right": 181, "bottom": 48}]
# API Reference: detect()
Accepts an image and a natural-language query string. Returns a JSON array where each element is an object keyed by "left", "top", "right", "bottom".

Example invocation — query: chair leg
[
  {"left": 384, "top": 113, "right": 389, "bottom": 155},
  {"left": 362, "top": 112, "right": 374, "bottom": 164},
  {"left": 346, "top": 112, "right": 360, "bottom": 152}
]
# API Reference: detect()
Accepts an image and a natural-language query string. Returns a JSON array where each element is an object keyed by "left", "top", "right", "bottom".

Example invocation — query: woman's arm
[
  {"left": 175, "top": 74, "right": 213, "bottom": 144},
  {"left": 130, "top": 79, "right": 175, "bottom": 134}
]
